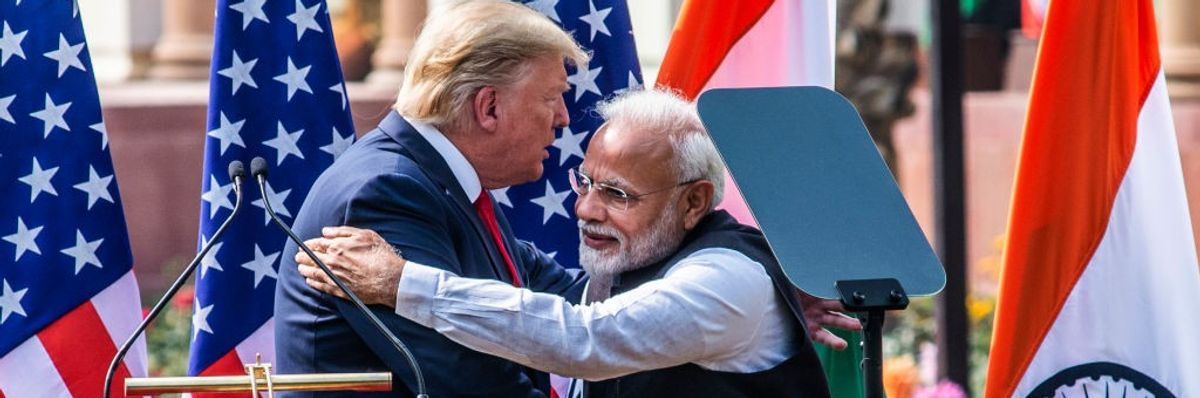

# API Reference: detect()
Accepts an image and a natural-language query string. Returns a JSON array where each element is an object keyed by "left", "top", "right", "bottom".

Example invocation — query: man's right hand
[{"left": 297, "top": 226, "right": 405, "bottom": 307}]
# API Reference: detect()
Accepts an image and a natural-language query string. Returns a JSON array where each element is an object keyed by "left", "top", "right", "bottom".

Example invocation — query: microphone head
[
  {"left": 250, "top": 157, "right": 269, "bottom": 178},
  {"left": 227, "top": 160, "right": 246, "bottom": 180}
]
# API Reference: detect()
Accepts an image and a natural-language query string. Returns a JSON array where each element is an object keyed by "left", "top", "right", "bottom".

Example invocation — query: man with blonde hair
[
  {"left": 274, "top": 2, "right": 591, "bottom": 396},
  {"left": 296, "top": 90, "right": 860, "bottom": 397}
]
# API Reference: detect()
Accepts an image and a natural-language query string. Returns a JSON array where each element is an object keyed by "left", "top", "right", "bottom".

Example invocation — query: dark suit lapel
[{"left": 377, "top": 112, "right": 512, "bottom": 283}]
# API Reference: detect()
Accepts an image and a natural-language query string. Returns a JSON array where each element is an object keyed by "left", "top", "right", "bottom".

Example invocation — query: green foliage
[{"left": 144, "top": 286, "right": 193, "bottom": 378}]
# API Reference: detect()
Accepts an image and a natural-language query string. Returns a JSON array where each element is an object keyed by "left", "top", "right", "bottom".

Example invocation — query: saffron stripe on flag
[
  {"left": 987, "top": 0, "right": 1200, "bottom": 396},
  {"left": 656, "top": 0, "right": 773, "bottom": 100},
  {"left": 986, "top": 1, "right": 1159, "bottom": 394}
]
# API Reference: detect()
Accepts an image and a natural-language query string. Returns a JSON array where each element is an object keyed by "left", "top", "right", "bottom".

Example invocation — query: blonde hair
[{"left": 395, "top": 0, "right": 589, "bottom": 130}]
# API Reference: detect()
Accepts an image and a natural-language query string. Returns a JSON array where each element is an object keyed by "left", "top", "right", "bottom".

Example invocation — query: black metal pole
[
  {"left": 863, "top": 310, "right": 886, "bottom": 398},
  {"left": 930, "top": 0, "right": 970, "bottom": 393}
]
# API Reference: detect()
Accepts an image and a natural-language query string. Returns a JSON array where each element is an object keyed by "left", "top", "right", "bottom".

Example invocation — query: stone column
[
  {"left": 1162, "top": 0, "right": 1200, "bottom": 98},
  {"left": 366, "top": 0, "right": 428, "bottom": 85},
  {"left": 79, "top": 0, "right": 162, "bottom": 82},
  {"left": 148, "top": 0, "right": 216, "bottom": 80}
]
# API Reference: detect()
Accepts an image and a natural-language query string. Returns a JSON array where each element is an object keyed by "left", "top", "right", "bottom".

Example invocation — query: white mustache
[{"left": 578, "top": 220, "right": 622, "bottom": 242}]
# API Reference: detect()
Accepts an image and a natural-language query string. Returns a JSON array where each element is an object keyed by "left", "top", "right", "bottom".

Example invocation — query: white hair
[{"left": 595, "top": 89, "right": 726, "bottom": 208}]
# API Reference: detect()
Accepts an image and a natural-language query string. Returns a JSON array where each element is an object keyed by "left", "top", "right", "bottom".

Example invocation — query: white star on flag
[
  {"left": 192, "top": 301, "right": 215, "bottom": 339},
  {"left": 492, "top": 187, "right": 513, "bottom": 208},
  {"left": 199, "top": 236, "right": 224, "bottom": 278},
  {"left": 330, "top": 82, "right": 347, "bottom": 110},
  {"left": 567, "top": 65, "right": 603, "bottom": 102},
  {"left": 615, "top": 71, "right": 643, "bottom": 95},
  {"left": 529, "top": 181, "right": 572, "bottom": 224},
  {"left": 0, "top": 21, "right": 27, "bottom": 67},
  {"left": 89, "top": 120, "right": 108, "bottom": 149},
  {"left": 72, "top": 165, "right": 114, "bottom": 210},
  {"left": 0, "top": 279, "right": 28, "bottom": 325},
  {"left": 273, "top": 56, "right": 313, "bottom": 101},
  {"left": 241, "top": 244, "right": 280, "bottom": 288},
  {"left": 0, "top": 94, "right": 14, "bottom": 124},
  {"left": 18, "top": 157, "right": 59, "bottom": 203},
  {"left": 200, "top": 175, "right": 235, "bottom": 219},
  {"left": 551, "top": 126, "right": 588, "bottom": 165},
  {"left": 217, "top": 50, "right": 258, "bottom": 95},
  {"left": 287, "top": 0, "right": 324, "bottom": 41},
  {"left": 526, "top": 0, "right": 561, "bottom": 22},
  {"left": 60, "top": 229, "right": 104, "bottom": 274},
  {"left": 30, "top": 93, "right": 71, "bottom": 138},
  {"left": 228, "top": 0, "right": 270, "bottom": 30},
  {"left": 2, "top": 217, "right": 42, "bottom": 261},
  {"left": 264, "top": 121, "right": 306, "bottom": 165},
  {"left": 319, "top": 127, "right": 353, "bottom": 159},
  {"left": 251, "top": 180, "right": 292, "bottom": 225},
  {"left": 42, "top": 33, "right": 85, "bottom": 77},
  {"left": 207, "top": 111, "right": 247, "bottom": 155},
  {"left": 577, "top": 0, "right": 612, "bottom": 41}
]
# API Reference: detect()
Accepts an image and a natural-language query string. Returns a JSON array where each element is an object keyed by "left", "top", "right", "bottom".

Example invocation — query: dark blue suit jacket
[{"left": 274, "top": 112, "right": 587, "bottom": 397}]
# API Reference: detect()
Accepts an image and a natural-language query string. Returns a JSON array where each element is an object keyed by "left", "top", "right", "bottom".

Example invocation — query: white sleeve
[{"left": 392, "top": 248, "right": 774, "bottom": 381}]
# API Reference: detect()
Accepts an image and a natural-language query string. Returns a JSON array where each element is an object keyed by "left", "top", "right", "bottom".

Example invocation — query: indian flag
[
  {"left": 985, "top": 0, "right": 1200, "bottom": 396},
  {"left": 655, "top": 1, "right": 864, "bottom": 397}
]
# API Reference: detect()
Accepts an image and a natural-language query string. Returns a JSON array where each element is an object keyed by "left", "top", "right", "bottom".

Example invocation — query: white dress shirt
[{"left": 395, "top": 247, "right": 799, "bottom": 381}]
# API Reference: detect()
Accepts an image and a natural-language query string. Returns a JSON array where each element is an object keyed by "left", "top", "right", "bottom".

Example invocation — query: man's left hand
[
  {"left": 296, "top": 226, "right": 405, "bottom": 307},
  {"left": 797, "top": 289, "right": 863, "bottom": 350}
]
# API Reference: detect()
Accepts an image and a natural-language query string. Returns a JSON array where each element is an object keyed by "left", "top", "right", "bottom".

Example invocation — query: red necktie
[{"left": 474, "top": 192, "right": 523, "bottom": 287}]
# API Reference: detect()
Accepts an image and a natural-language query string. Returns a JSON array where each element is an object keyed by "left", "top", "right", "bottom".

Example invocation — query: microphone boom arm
[
  {"left": 103, "top": 168, "right": 247, "bottom": 398},
  {"left": 253, "top": 165, "right": 428, "bottom": 398}
]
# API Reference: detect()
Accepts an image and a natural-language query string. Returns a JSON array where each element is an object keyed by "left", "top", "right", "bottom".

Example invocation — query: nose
[
  {"left": 554, "top": 97, "right": 570, "bottom": 128},
  {"left": 574, "top": 188, "right": 606, "bottom": 224}
]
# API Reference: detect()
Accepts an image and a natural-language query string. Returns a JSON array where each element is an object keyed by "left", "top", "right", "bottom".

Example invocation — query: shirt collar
[{"left": 408, "top": 118, "right": 483, "bottom": 201}]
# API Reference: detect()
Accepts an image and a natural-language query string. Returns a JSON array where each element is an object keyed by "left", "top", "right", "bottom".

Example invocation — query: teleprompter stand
[
  {"left": 697, "top": 87, "right": 945, "bottom": 398},
  {"left": 837, "top": 278, "right": 909, "bottom": 398}
]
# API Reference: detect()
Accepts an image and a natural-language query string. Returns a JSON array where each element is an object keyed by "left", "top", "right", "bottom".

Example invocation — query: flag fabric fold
[
  {"left": 985, "top": 0, "right": 1200, "bottom": 396},
  {"left": 0, "top": 1, "right": 145, "bottom": 396},
  {"left": 189, "top": 0, "right": 354, "bottom": 387}
]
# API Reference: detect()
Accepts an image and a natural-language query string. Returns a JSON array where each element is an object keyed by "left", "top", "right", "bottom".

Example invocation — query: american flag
[
  {"left": 502, "top": 0, "right": 643, "bottom": 270},
  {"left": 507, "top": 2, "right": 641, "bottom": 397},
  {"left": 0, "top": 1, "right": 147, "bottom": 396},
  {"left": 190, "top": 0, "right": 354, "bottom": 382}
]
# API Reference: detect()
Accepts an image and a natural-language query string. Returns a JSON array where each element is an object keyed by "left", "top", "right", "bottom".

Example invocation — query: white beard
[{"left": 577, "top": 208, "right": 686, "bottom": 281}]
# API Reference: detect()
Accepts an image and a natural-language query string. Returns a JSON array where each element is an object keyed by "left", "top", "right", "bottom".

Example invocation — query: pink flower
[{"left": 913, "top": 381, "right": 967, "bottom": 398}]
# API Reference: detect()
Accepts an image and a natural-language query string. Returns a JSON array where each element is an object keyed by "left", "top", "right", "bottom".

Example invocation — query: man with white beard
[{"left": 296, "top": 89, "right": 860, "bottom": 398}]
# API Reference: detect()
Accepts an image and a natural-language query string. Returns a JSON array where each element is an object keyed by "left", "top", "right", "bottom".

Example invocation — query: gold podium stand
[{"left": 125, "top": 355, "right": 391, "bottom": 396}]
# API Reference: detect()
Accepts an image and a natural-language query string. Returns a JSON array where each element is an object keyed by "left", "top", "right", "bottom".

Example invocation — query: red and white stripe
[
  {"left": 986, "top": 0, "right": 1200, "bottom": 396},
  {"left": 186, "top": 320, "right": 274, "bottom": 398},
  {"left": 655, "top": 0, "right": 834, "bottom": 226},
  {"left": 0, "top": 271, "right": 147, "bottom": 397}
]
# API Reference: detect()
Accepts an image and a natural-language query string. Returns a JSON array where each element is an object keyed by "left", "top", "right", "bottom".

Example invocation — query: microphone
[
  {"left": 103, "top": 160, "right": 248, "bottom": 398},
  {"left": 250, "top": 157, "right": 429, "bottom": 398}
]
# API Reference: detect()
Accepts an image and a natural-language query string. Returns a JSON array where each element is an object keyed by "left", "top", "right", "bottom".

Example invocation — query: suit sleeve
[
  {"left": 513, "top": 240, "right": 588, "bottom": 303},
  {"left": 335, "top": 172, "right": 546, "bottom": 398}
]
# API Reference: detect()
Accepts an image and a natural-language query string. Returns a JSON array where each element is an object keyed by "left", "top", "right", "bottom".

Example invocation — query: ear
[
  {"left": 472, "top": 86, "right": 499, "bottom": 133},
  {"left": 680, "top": 180, "right": 715, "bottom": 230}
]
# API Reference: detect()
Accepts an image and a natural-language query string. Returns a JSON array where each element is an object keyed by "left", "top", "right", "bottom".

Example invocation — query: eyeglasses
[{"left": 568, "top": 168, "right": 698, "bottom": 211}]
